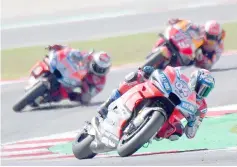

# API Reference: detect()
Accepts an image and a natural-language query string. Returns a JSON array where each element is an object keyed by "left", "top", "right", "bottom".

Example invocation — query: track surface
[
  {"left": 2, "top": 149, "right": 237, "bottom": 166},
  {"left": 1, "top": 1, "right": 237, "bottom": 166},
  {"left": 2, "top": 3, "right": 237, "bottom": 49},
  {"left": 2, "top": 55, "right": 237, "bottom": 165},
  {"left": 1, "top": 55, "right": 237, "bottom": 143}
]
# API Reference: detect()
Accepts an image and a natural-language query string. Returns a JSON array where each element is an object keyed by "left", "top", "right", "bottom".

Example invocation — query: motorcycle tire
[
  {"left": 117, "top": 108, "right": 166, "bottom": 157},
  {"left": 141, "top": 50, "right": 166, "bottom": 69},
  {"left": 72, "top": 131, "right": 97, "bottom": 160},
  {"left": 12, "top": 81, "right": 48, "bottom": 112}
]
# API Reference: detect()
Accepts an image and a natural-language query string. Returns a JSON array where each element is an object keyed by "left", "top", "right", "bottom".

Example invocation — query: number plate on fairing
[{"left": 174, "top": 79, "right": 190, "bottom": 98}]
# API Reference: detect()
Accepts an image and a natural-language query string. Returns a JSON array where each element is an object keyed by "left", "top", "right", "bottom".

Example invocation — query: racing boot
[{"left": 96, "top": 89, "right": 121, "bottom": 120}]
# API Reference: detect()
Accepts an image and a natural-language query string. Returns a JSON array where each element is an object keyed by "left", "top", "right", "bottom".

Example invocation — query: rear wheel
[
  {"left": 72, "top": 131, "right": 97, "bottom": 160},
  {"left": 12, "top": 81, "right": 48, "bottom": 112},
  {"left": 117, "top": 109, "right": 166, "bottom": 157}
]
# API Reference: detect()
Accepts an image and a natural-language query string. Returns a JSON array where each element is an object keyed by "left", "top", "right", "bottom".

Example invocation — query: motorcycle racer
[
  {"left": 147, "top": 19, "right": 225, "bottom": 70},
  {"left": 38, "top": 44, "right": 112, "bottom": 105},
  {"left": 96, "top": 66, "right": 215, "bottom": 141}
]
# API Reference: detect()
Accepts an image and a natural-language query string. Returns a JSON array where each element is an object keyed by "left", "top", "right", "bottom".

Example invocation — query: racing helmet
[
  {"left": 89, "top": 51, "right": 112, "bottom": 76},
  {"left": 204, "top": 20, "right": 222, "bottom": 45},
  {"left": 189, "top": 69, "right": 215, "bottom": 99}
]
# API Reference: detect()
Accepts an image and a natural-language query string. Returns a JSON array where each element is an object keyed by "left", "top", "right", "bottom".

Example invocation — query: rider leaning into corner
[
  {"left": 146, "top": 18, "right": 226, "bottom": 70},
  {"left": 95, "top": 65, "right": 215, "bottom": 141},
  {"left": 42, "top": 44, "right": 111, "bottom": 105}
]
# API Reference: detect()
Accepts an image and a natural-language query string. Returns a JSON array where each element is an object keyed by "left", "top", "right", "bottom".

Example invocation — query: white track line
[
  {"left": 208, "top": 104, "right": 237, "bottom": 111},
  {"left": 1, "top": 153, "right": 68, "bottom": 161},
  {"left": 2, "top": 130, "right": 79, "bottom": 145},
  {"left": 2, "top": 141, "right": 71, "bottom": 150},
  {"left": 1, "top": 148, "right": 50, "bottom": 157}
]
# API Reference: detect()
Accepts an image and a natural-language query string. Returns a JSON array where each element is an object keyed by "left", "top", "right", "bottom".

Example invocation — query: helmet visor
[
  {"left": 206, "top": 33, "right": 220, "bottom": 41},
  {"left": 92, "top": 63, "right": 108, "bottom": 75},
  {"left": 197, "top": 83, "right": 212, "bottom": 98}
]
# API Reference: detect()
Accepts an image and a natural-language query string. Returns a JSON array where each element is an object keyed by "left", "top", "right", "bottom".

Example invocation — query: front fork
[
  {"left": 123, "top": 107, "right": 166, "bottom": 142},
  {"left": 31, "top": 74, "right": 61, "bottom": 106},
  {"left": 33, "top": 79, "right": 52, "bottom": 105}
]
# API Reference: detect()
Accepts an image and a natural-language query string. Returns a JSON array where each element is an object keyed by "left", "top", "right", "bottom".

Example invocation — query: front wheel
[
  {"left": 142, "top": 49, "right": 167, "bottom": 69},
  {"left": 12, "top": 81, "right": 48, "bottom": 112},
  {"left": 117, "top": 109, "right": 166, "bottom": 157},
  {"left": 72, "top": 131, "right": 97, "bottom": 160}
]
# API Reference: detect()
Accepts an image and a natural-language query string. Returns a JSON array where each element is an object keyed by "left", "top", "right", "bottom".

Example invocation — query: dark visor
[
  {"left": 206, "top": 33, "right": 219, "bottom": 41},
  {"left": 92, "top": 63, "right": 107, "bottom": 74}
]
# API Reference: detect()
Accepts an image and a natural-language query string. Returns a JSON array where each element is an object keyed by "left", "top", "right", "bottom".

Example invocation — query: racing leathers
[
  {"left": 97, "top": 66, "right": 208, "bottom": 141},
  {"left": 149, "top": 18, "right": 226, "bottom": 70},
  {"left": 46, "top": 44, "right": 106, "bottom": 104}
]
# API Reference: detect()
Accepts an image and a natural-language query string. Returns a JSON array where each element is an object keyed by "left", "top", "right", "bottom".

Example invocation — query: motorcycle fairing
[
  {"left": 94, "top": 98, "right": 132, "bottom": 149},
  {"left": 25, "top": 60, "right": 49, "bottom": 91},
  {"left": 164, "top": 20, "right": 204, "bottom": 66},
  {"left": 48, "top": 51, "right": 86, "bottom": 88}
]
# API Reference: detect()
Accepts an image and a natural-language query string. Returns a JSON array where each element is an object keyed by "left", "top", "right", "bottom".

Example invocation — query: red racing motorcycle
[
  {"left": 12, "top": 51, "right": 89, "bottom": 112},
  {"left": 72, "top": 66, "right": 197, "bottom": 159},
  {"left": 141, "top": 20, "right": 204, "bottom": 69}
]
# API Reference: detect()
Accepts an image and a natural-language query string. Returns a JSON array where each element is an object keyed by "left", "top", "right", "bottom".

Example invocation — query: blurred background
[{"left": 1, "top": 0, "right": 237, "bottom": 165}]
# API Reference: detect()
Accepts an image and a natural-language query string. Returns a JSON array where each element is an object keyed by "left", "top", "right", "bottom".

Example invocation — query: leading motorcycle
[{"left": 72, "top": 66, "right": 197, "bottom": 159}]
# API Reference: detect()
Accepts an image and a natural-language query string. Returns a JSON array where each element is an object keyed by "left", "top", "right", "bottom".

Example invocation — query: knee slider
[{"left": 168, "top": 134, "right": 180, "bottom": 141}]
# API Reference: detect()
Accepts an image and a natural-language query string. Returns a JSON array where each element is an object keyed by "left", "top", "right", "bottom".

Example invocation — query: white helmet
[
  {"left": 204, "top": 20, "right": 222, "bottom": 42},
  {"left": 89, "top": 51, "right": 112, "bottom": 76}
]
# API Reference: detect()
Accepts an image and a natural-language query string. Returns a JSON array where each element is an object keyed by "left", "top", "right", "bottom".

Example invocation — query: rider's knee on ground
[
  {"left": 80, "top": 93, "right": 92, "bottom": 104},
  {"left": 68, "top": 92, "right": 79, "bottom": 101},
  {"left": 168, "top": 134, "right": 180, "bottom": 141},
  {"left": 168, "top": 122, "right": 184, "bottom": 141},
  {"left": 68, "top": 92, "right": 91, "bottom": 104}
]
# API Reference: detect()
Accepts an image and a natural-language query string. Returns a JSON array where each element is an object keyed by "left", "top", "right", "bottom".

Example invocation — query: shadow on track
[
  {"left": 210, "top": 67, "right": 237, "bottom": 73},
  {"left": 16, "top": 101, "right": 104, "bottom": 113}
]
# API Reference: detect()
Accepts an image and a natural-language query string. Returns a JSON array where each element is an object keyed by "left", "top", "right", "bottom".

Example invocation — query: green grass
[{"left": 1, "top": 22, "right": 237, "bottom": 80}]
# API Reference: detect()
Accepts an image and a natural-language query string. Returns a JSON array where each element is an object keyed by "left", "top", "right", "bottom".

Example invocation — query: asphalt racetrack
[
  {"left": 1, "top": 2, "right": 237, "bottom": 166},
  {"left": 2, "top": 55, "right": 237, "bottom": 165}
]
